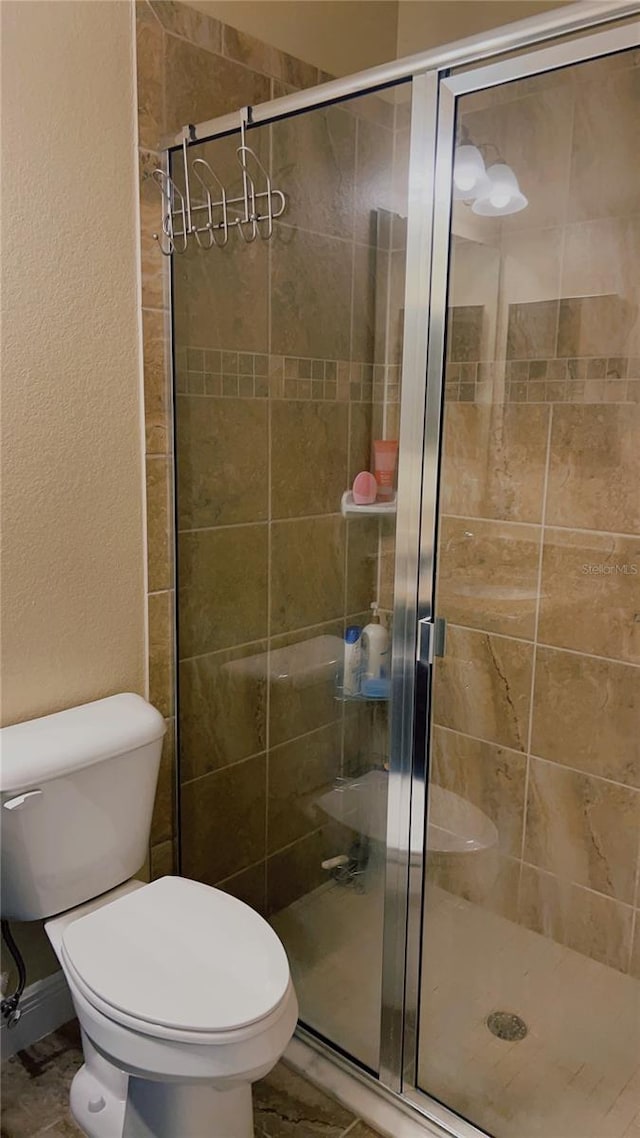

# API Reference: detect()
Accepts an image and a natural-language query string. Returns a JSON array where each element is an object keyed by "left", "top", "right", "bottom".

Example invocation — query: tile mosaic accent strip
[
  {"left": 176, "top": 346, "right": 401, "bottom": 402},
  {"left": 444, "top": 358, "right": 640, "bottom": 404}
]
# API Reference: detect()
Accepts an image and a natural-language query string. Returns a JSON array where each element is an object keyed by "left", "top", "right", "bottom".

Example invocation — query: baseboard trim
[{"left": 1, "top": 970, "right": 75, "bottom": 1061}]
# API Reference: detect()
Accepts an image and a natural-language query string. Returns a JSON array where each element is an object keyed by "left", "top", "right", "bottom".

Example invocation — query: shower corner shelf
[{"left": 341, "top": 491, "right": 397, "bottom": 518}]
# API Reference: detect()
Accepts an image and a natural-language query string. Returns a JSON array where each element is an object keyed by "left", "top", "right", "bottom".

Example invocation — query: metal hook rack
[{"left": 151, "top": 110, "right": 286, "bottom": 255}]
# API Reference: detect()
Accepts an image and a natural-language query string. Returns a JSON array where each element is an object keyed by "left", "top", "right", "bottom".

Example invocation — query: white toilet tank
[{"left": 0, "top": 694, "right": 166, "bottom": 922}]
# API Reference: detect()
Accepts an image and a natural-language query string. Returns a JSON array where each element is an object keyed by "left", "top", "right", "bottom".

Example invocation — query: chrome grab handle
[{"left": 3, "top": 789, "right": 44, "bottom": 811}]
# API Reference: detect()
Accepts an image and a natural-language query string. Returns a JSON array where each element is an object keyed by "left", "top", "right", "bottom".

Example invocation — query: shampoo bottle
[
  {"left": 342, "top": 625, "right": 362, "bottom": 696},
  {"left": 361, "top": 605, "right": 389, "bottom": 689}
]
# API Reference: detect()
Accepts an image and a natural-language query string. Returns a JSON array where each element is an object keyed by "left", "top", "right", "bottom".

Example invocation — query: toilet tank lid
[{"left": 0, "top": 694, "right": 166, "bottom": 793}]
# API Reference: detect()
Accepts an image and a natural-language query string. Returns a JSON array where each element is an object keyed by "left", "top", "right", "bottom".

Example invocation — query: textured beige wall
[
  {"left": 396, "top": 0, "right": 567, "bottom": 58},
  {"left": 185, "top": 0, "right": 399, "bottom": 75},
  {"left": 1, "top": 0, "right": 145, "bottom": 732}
]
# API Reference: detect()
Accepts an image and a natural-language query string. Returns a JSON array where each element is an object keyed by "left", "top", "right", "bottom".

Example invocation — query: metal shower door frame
[
  {"left": 164, "top": 6, "right": 639, "bottom": 1134},
  {"left": 387, "top": 17, "right": 640, "bottom": 1135}
]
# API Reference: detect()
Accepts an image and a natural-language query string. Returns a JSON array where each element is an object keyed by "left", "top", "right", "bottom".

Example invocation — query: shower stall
[{"left": 161, "top": 5, "right": 640, "bottom": 1135}]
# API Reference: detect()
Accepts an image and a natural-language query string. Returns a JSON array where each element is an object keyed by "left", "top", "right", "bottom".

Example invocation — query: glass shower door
[
  {"left": 413, "top": 29, "right": 640, "bottom": 1138},
  {"left": 173, "top": 81, "right": 414, "bottom": 1074}
]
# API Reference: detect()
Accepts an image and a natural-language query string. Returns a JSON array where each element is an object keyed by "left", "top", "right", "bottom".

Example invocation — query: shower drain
[{"left": 486, "top": 1011, "right": 528, "bottom": 1042}]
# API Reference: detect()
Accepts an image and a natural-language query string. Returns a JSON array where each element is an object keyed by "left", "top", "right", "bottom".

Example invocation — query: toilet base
[
  {"left": 71, "top": 1034, "right": 254, "bottom": 1138},
  {"left": 124, "top": 1078, "right": 253, "bottom": 1138}
]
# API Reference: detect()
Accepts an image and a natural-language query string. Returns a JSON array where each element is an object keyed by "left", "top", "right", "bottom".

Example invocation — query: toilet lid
[{"left": 61, "top": 877, "right": 291, "bottom": 1034}]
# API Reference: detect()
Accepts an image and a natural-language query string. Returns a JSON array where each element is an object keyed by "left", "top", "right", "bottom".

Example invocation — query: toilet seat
[{"left": 61, "top": 876, "right": 292, "bottom": 1043}]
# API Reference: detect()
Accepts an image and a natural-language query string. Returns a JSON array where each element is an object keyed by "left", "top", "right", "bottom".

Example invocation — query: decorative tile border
[
  {"left": 445, "top": 358, "right": 640, "bottom": 404},
  {"left": 176, "top": 346, "right": 401, "bottom": 402}
]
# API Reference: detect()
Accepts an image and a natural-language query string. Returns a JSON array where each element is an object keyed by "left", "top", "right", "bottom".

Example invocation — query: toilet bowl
[
  {"left": 45, "top": 876, "right": 298, "bottom": 1138},
  {"left": 0, "top": 695, "right": 298, "bottom": 1138}
]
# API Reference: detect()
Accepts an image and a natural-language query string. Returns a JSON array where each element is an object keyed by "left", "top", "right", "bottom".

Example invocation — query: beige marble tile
[
  {"left": 271, "top": 226, "right": 352, "bottom": 359},
  {"left": 179, "top": 640, "right": 267, "bottom": 781},
  {"left": 432, "top": 625, "right": 533, "bottom": 752},
  {"left": 270, "top": 516, "right": 345, "bottom": 636},
  {"left": 506, "top": 299, "right": 559, "bottom": 360},
  {"left": 177, "top": 396, "right": 268, "bottom": 528},
  {"left": 269, "top": 621, "right": 343, "bottom": 748},
  {"left": 351, "top": 242, "right": 377, "bottom": 364},
  {"left": 437, "top": 516, "right": 541, "bottom": 639},
  {"left": 538, "top": 529, "right": 640, "bottom": 663},
  {"left": 348, "top": 402, "right": 373, "bottom": 486},
  {"left": 148, "top": 589, "right": 174, "bottom": 717},
  {"left": 558, "top": 294, "right": 637, "bottom": 360},
  {"left": 561, "top": 218, "right": 640, "bottom": 356},
  {"left": 221, "top": 22, "right": 276, "bottom": 77},
  {"left": 149, "top": 1, "right": 221, "bottom": 53},
  {"left": 440, "top": 403, "right": 550, "bottom": 524},
  {"left": 272, "top": 105, "right": 356, "bottom": 240},
  {"left": 532, "top": 648, "right": 640, "bottom": 789},
  {"left": 136, "top": 3, "right": 164, "bottom": 150},
  {"left": 173, "top": 229, "right": 269, "bottom": 355},
  {"left": 149, "top": 838, "right": 175, "bottom": 879},
  {"left": 181, "top": 753, "right": 266, "bottom": 884},
  {"left": 215, "top": 860, "right": 266, "bottom": 917},
  {"left": 146, "top": 456, "right": 172, "bottom": 593},
  {"left": 271, "top": 401, "right": 348, "bottom": 520},
  {"left": 631, "top": 918, "right": 640, "bottom": 979},
  {"left": 267, "top": 829, "right": 329, "bottom": 915},
  {"left": 150, "top": 718, "right": 175, "bottom": 845},
  {"left": 268, "top": 723, "right": 343, "bottom": 853},
  {"left": 164, "top": 34, "right": 269, "bottom": 138},
  {"left": 524, "top": 758, "right": 640, "bottom": 902},
  {"left": 431, "top": 726, "right": 526, "bottom": 857},
  {"left": 139, "top": 150, "right": 169, "bottom": 312},
  {"left": 346, "top": 516, "right": 379, "bottom": 617},
  {"left": 142, "top": 307, "right": 171, "bottom": 455},
  {"left": 519, "top": 864, "right": 634, "bottom": 973},
  {"left": 354, "top": 117, "right": 394, "bottom": 246},
  {"left": 568, "top": 67, "right": 640, "bottom": 223},
  {"left": 501, "top": 226, "right": 563, "bottom": 307},
  {"left": 426, "top": 848, "right": 520, "bottom": 920},
  {"left": 178, "top": 524, "right": 268, "bottom": 657},
  {"left": 546, "top": 405, "right": 640, "bottom": 535}
]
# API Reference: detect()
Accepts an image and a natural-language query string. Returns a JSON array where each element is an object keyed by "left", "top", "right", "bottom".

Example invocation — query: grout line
[
  {"left": 434, "top": 722, "right": 639, "bottom": 792},
  {"left": 178, "top": 512, "right": 342, "bottom": 535},
  {"left": 440, "top": 512, "right": 640, "bottom": 542},
  {"left": 444, "top": 620, "right": 640, "bottom": 670},
  {"left": 181, "top": 720, "right": 341, "bottom": 788},
  {"left": 519, "top": 860, "right": 637, "bottom": 913}
]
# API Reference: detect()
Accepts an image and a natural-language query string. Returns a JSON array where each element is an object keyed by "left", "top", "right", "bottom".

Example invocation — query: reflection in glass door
[
  {"left": 416, "top": 39, "right": 640, "bottom": 1138},
  {"left": 173, "top": 82, "right": 413, "bottom": 1074}
]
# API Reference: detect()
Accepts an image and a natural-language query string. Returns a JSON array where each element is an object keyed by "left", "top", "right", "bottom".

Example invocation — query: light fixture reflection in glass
[
  {"left": 452, "top": 145, "right": 488, "bottom": 200},
  {"left": 472, "top": 163, "right": 528, "bottom": 216}
]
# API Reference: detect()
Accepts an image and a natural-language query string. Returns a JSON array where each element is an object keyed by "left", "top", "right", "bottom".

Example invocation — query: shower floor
[{"left": 273, "top": 879, "right": 640, "bottom": 1138}]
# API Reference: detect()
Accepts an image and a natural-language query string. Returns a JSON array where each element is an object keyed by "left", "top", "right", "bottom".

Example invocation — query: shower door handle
[
  {"left": 417, "top": 616, "right": 446, "bottom": 666},
  {"left": 413, "top": 618, "right": 445, "bottom": 784}
]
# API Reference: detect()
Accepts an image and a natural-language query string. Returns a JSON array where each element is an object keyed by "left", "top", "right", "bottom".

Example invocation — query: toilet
[{"left": 0, "top": 693, "right": 298, "bottom": 1138}]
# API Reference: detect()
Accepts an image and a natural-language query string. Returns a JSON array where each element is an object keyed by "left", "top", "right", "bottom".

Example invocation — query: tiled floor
[
  {"left": 275, "top": 874, "right": 640, "bottom": 1138},
  {"left": 0, "top": 1020, "right": 382, "bottom": 1138}
]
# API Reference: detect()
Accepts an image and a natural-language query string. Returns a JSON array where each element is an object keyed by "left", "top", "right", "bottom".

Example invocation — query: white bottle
[{"left": 361, "top": 604, "right": 389, "bottom": 685}]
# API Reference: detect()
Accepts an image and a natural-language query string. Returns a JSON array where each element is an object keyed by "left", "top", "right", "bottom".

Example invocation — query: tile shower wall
[
  {"left": 169, "top": 88, "right": 405, "bottom": 911},
  {"left": 431, "top": 50, "right": 640, "bottom": 975},
  {"left": 135, "top": 1, "right": 345, "bottom": 878}
]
